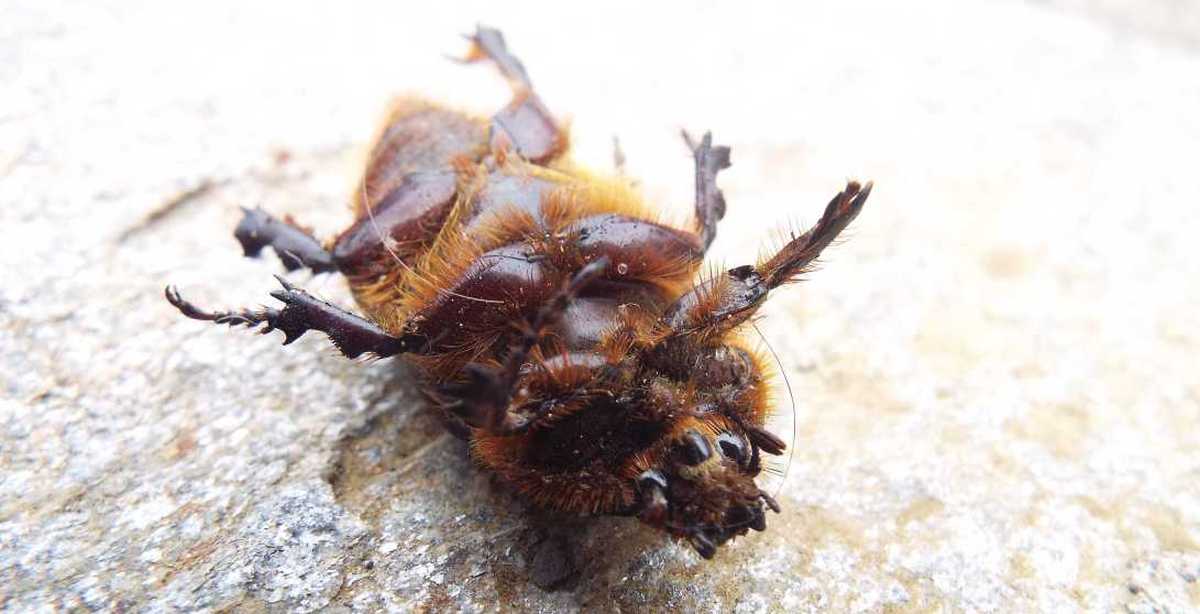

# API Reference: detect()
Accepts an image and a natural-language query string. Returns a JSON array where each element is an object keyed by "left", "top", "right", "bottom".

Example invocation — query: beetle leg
[
  {"left": 234, "top": 207, "right": 337, "bottom": 274},
  {"left": 331, "top": 170, "right": 459, "bottom": 279},
  {"left": 551, "top": 214, "right": 704, "bottom": 291},
  {"left": 441, "top": 258, "right": 609, "bottom": 433},
  {"left": 757, "top": 181, "right": 872, "bottom": 289},
  {"left": 659, "top": 181, "right": 872, "bottom": 343},
  {"left": 459, "top": 26, "right": 532, "bottom": 89},
  {"left": 682, "top": 131, "right": 732, "bottom": 252},
  {"left": 458, "top": 26, "right": 566, "bottom": 163},
  {"left": 439, "top": 362, "right": 531, "bottom": 434},
  {"left": 164, "top": 276, "right": 425, "bottom": 359},
  {"left": 612, "top": 135, "right": 627, "bottom": 175}
]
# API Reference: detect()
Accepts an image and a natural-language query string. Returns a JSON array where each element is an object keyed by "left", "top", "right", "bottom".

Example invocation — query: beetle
[{"left": 165, "top": 27, "right": 871, "bottom": 559}]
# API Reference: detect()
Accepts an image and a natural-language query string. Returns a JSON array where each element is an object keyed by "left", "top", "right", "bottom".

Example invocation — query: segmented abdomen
[{"left": 332, "top": 98, "right": 703, "bottom": 381}]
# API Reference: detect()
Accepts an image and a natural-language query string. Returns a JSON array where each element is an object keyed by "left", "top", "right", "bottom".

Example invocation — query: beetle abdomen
[{"left": 332, "top": 98, "right": 704, "bottom": 380}]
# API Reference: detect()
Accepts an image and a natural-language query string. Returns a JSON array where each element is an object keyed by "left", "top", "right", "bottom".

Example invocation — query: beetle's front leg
[
  {"left": 457, "top": 26, "right": 566, "bottom": 163},
  {"left": 658, "top": 180, "right": 872, "bottom": 344}
]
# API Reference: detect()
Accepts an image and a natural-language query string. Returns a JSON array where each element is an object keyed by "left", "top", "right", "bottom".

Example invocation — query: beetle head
[{"left": 632, "top": 418, "right": 783, "bottom": 559}]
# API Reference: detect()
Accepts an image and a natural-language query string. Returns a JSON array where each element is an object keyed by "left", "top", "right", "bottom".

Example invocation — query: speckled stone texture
[{"left": 2, "top": 1, "right": 1198, "bottom": 612}]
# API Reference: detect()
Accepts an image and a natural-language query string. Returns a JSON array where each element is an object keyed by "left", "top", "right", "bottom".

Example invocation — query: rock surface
[{"left": 2, "top": 1, "right": 1198, "bottom": 611}]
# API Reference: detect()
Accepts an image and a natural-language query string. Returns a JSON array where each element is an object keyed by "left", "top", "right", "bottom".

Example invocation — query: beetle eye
[
  {"left": 679, "top": 430, "right": 712, "bottom": 466},
  {"left": 637, "top": 469, "right": 668, "bottom": 492},
  {"left": 716, "top": 433, "right": 747, "bottom": 465}
]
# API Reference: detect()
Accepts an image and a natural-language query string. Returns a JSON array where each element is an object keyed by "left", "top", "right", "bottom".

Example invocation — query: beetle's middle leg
[
  {"left": 441, "top": 258, "right": 609, "bottom": 434},
  {"left": 234, "top": 207, "right": 337, "bottom": 274},
  {"left": 458, "top": 26, "right": 566, "bottom": 163}
]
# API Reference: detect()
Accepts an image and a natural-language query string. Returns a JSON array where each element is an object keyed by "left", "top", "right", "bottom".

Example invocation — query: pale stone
[{"left": 2, "top": 1, "right": 1197, "bottom": 611}]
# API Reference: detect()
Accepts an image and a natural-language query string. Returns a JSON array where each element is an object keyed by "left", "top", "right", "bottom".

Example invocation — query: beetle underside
[{"left": 165, "top": 26, "right": 870, "bottom": 559}]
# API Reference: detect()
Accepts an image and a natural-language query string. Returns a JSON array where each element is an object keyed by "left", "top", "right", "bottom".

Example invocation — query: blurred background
[{"left": 2, "top": 1, "right": 1197, "bottom": 611}]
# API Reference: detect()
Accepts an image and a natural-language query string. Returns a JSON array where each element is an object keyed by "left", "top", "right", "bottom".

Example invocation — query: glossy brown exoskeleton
[{"left": 166, "top": 27, "right": 871, "bottom": 559}]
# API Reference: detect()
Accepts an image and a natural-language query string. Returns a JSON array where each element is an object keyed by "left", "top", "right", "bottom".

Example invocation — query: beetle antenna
[
  {"left": 361, "top": 175, "right": 413, "bottom": 275},
  {"left": 751, "top": 319, "right": 795, "bottom": 501}
]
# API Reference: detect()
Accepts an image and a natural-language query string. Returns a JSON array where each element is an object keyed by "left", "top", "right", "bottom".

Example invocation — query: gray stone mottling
[{"left": 2, "top": 1, "right": 1198, "bottom": 611}]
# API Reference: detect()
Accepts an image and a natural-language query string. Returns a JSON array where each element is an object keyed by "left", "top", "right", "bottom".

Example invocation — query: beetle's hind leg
[
  {"left": 165, "top": 277, "right": 424, "bottom": 359},
  {"left": 682, "top": 130, "right": 732, "bottom": 252},
  {"left": 457, "top": 26, "right": 565, "bottom": 163},
  {"left": 233, "top": 207, "right": 337, "bottom": 274}
]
